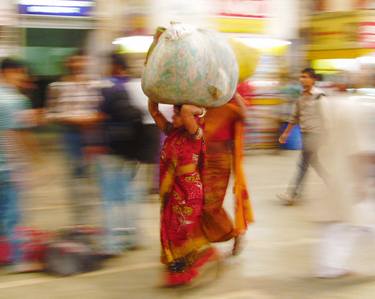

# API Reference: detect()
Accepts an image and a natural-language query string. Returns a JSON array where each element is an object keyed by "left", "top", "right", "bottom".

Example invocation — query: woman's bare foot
[{"left": 232, "top": 235, "right": 244, "bottom": 256}]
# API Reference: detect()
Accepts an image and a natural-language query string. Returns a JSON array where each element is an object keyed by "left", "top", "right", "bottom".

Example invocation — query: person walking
[
  {"left": 278, "top": 68, "right": 330, "bottom": 206},
  {"left": 96, "top": 53, "right": 144, "bottom": 254},
  {"left": 0, "top": 58, "right": 40, "bottom": 272},
  {"left": 314, "top": 90, "right": 375, "bottom": 278},
  {"left": 149, "top": 101, "right": 219, "bottom": 287},
  {"left": 46, "top": 50, "right": 104, "bottom": 225},
  {"left": 201, "top": 84, "right": 254, "bottom": 256}
]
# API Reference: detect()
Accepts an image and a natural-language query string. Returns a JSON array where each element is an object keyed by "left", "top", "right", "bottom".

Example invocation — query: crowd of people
[
  {"left": 0, "top": 50, "right": 253, "bottom": 282},
  {"left": 0, "top": 50, "right": 373, "bottom": 286}
]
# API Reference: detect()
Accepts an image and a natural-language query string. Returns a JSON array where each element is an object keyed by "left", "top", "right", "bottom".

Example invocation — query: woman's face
[{"left": 172, "top": 106, "right": 183, "bottom": 128}]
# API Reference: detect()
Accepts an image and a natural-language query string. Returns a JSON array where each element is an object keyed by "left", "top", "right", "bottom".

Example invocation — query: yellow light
[
  {"left": 313, "top": 59, "right": 359, "bottom": 72},
  {"left": 233, "top": 37, "right": 291, "bottom": 50},
  {"left": 112, "top": 36, "right": 153, "bottom": 53}
]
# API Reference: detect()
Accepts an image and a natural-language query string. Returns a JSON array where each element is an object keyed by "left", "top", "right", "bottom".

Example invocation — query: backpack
[{"left": 101, "top": 82, "right": 144, "bottom": 161}]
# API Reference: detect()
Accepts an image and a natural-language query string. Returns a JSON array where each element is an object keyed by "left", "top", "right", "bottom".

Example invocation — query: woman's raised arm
[{"left": 148, "top": 99, "right": 169, "bottom": 132}]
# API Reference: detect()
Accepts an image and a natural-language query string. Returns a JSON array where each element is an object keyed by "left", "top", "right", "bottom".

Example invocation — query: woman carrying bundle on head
[
  {"left": 148, "top": 101, "right": 220, "bottom": 287},
  {"left": 201, "top": 82, "right": 254, "bottom": 256}
]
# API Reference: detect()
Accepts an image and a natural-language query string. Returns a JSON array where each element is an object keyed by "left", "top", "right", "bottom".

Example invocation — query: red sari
[{"left": 159, "top": 125, "right": 216, "bottom": 286}]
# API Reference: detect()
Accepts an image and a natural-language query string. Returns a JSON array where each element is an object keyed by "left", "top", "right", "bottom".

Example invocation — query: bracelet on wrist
[{"left": 198, "top": 108, "right": 207, "bottom": 118}]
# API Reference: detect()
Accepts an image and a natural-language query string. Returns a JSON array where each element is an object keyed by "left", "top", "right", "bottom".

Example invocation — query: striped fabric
[
  {"left": 0, "top": 83, "right": 30, "bottom": 177},
  {"left": 47, "top": 80, "right": 103, "bottom": 119}
]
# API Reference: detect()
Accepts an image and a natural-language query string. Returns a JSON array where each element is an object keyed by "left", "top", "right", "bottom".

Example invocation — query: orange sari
[{"left": 202, "top": 103, "right": 254, "bottom": 242}]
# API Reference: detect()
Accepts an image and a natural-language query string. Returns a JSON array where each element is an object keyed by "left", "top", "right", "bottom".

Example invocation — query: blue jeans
[
  {"left": 96, "top": 155, "right": 140, "bottom": 253},
  {"left": 0, "top": 171, "right": 23, "bottom": 264},
  {"left": 62, "top": 128, "right": 93, "bottom": 225},
  {"left": 62, "top": 128, "right": 86, "bottom": 178}
]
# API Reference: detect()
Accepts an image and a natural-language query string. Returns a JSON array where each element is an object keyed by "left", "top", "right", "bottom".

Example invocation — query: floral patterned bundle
[{"left": 142, "top": 23, "right": 238, "bottom": 108}]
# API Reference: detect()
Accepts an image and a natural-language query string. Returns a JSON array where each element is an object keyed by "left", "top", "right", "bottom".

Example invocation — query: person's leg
[
  {"left": 119, "top": 160, "right": 140, "bottom": 249},
  {"left": 97, "top": 155, "right": 140, "bottom": 252},
  {"left": 0, "top": 179, "right": 23, "bottom": 265},
  {"left": 62, "top": 129, "right": 86, "bottom": 178},
  {"left": 303, "top": 133, "right": 331, "bottom": 187},
  {"left": 315, "top": 223, "right": 356, "bottom": 278},
  {"left": 62, "top": 129, "right": 90, "bottom": 225},
  {"left": 289, "top": 148, "right": 312, "bottom": 197},
  {"left": 278, "top": 150, "right": 312, "bottom": 205},
  {"left": 279, "top": 133, "right": 317, "bottom": 205},
  {"left": 201, "top": 151, "right": 233, "bottom": 242},
  {"left": 96, "top": 155, "right": 120, "bottom": 254},
  {"left": 310, "top": 150, "right": 331, "bottom": 187}
]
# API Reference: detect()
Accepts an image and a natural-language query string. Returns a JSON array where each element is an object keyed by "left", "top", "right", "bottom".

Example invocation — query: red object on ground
[
  {"left": 0, "top": 227, "right": 52, "bottom": 265},
  {"left": 17, "top": 227, "right": 51, "bottom": 262},
  {"left": 0, "top": 237, "right": 11, "bottom": 264}
]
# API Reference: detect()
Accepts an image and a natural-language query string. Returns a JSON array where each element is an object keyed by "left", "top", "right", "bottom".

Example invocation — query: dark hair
[
  {"left": 110, "top": 53, "right": 128, "bottom": 70},
  {"left": 1, "top": 58, "right": 24, "bottom": 72},
  {"left": 315, "top": 73, "right": 323, "bottom": 81},
  {"left": 173, "top": 105, "right": 182, "bottom": 112},
  {"left": 73, "top": 49, "right": 87, "bottom": 57},
  {"left": 301, "top": 67, "right": 316, "bottom": 79}
]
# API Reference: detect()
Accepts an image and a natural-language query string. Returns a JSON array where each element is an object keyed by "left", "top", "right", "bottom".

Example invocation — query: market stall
[{"left": 307, "top": 10, "right": 375, "bottom": 88}]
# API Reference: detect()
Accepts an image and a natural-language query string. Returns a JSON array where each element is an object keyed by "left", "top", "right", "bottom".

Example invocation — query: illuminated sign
[
  {"left": 216, "top": 0, "right": 268, "bottom": 18},
  {"left": 18, "top": 0, "right": 95, "bottom": 17},
  {"left": 211, "top": 0, "right": 269, "bottom": 33}
]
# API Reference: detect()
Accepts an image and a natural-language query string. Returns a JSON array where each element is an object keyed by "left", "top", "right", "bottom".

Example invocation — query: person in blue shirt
[{"left": 0, "top": 58, "right": 39, "bottom": 272}]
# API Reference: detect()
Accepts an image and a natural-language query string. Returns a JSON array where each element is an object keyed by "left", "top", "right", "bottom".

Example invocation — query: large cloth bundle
[{"left": 142, "top": 23, "right": 238, "bottom": 107}]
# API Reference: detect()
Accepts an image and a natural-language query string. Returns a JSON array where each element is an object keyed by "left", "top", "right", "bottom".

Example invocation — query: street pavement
[{"left": 0, "top": 144, "right": 374, "bottom": 299}]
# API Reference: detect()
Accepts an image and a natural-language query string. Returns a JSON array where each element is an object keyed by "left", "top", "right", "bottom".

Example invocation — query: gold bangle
[{"left": 198, "top": 108, "right": 206, "bottom": 118}]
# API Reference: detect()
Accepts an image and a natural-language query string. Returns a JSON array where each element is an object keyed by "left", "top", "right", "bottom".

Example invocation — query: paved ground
[{"left": 0, "top": 141, "right": 374, "bottom": 299}]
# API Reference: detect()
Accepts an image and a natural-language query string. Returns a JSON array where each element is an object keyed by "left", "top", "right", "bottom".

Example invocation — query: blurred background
[
  {"left": 0, "top": 1, "right": 374, "bottom": 298},
  {"left": 2, "top": 0, "right": 375, "bottom": 148}
]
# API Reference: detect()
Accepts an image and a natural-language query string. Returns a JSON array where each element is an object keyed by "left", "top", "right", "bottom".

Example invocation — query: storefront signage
[
  {"left": 211, "top": 0, "right": 269, "bottom": 33},
  {"left": 359, "top": 10, "right": 375, "bottom": 48},
  {"left": 216, "top": 0, "right": 268, "bottom": 18},
  {"left": 308, "top": 12, "right": 359, "bottom": 52},
  {"left": 359, "top": 21, "right": 375, "bottom": 47},
  {"left": 307, "top": 10, "right": 375, "bottom": 59},
  {"left": 18, "top": 0, "right": 95, "bottom": 17}
]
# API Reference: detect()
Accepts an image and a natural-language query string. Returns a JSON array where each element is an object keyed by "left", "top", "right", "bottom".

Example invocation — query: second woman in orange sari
[{"left": 202, "top": 90, "right": 254, "bottom": 255}]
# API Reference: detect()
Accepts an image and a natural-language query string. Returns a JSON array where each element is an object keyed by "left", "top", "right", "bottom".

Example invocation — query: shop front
[
  {"left": 17, "top": 0, "right": 96, "bottom": 107},
  {"left": 0, "top": 0, "right": 20, "bottom": 58},
  {"left": 209, "top": 0, "right": 295, "bottom": 149},
  {"left": 307, "top": 10, "right": 375, "bottom": 88}
]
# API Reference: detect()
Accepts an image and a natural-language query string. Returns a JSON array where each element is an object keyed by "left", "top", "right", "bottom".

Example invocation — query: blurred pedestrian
[
  {"left": 149, "top": 101, "right": 219, "bottom": 287},
  {"left": 96, "top": 53, "right": 144, "bottom": 254},
  {"left": 314, "top": 92, "right": 375, "bottom": 278},
  {"left": 16, "top": 64, "right": 44, "bottom": 126},
  {"left": 202, "top": 84, "right": 254, "bottom": 256},
  {"left": 125, "top": 60, "right": 161, "bottom": 197},
  {"left": 46, "top": 50, "right": 104, "bottom": 225},
  {"left": 278, "top": 68, "right": 330, "bottom": 205},
  {"left": 0, "top": 58, "right": 40, "bottom": 272}
]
